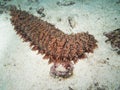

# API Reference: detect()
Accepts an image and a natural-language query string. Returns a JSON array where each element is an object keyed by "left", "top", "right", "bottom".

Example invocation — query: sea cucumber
[{"left": 10, "top": 7, "right": 97, "bottom": 78}]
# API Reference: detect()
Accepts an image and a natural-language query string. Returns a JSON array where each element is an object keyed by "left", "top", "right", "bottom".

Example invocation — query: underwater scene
[{"left": 0, "top": 0, "right": 120, "bottom": 90}]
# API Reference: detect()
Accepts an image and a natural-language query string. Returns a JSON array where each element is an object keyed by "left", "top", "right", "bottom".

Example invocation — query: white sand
[{"left": 0, "top": 0, "right": 120, "bottom": 90}]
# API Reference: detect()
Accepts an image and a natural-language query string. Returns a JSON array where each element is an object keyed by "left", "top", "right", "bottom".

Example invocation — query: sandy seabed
[{"left": 0, "top": 0, "right": 120, "bottom": 90}]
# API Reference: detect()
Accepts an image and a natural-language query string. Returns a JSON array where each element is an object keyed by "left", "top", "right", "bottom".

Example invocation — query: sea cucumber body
[{"left": 10, "top": 8, "right": 97, "bottom": 64}]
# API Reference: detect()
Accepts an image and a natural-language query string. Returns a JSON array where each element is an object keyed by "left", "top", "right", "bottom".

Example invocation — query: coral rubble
[
  {"left": 10, "top": 8, "right": 97, "bottom": 78},
  {"left": 68, "top": 16, "right": 76, "bottom": 29},
  {"left": 36, "top": 7, "right": 45, "bottom": 18},
  {"left": 104, "top": 28, "right": 120, "bottom": 55},
  {"left": 56, "top": 1, "right": 75, "bottom": 6}
]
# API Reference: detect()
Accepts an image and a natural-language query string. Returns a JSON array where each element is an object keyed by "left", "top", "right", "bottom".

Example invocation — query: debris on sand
[
  {"left": 57, "top": 0, "right": 75, "bottom": 6},
  {"left": 104, "top": 28, "right": 120, "bottom": 55}
]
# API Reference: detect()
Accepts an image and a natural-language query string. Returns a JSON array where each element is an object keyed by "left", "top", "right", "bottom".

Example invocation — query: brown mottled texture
[
  {"left": 10, "top": 8, "right": 97, "bottom": 65},
  {"left": 104, "top": 28, "right": 120, "bottom": 55}
]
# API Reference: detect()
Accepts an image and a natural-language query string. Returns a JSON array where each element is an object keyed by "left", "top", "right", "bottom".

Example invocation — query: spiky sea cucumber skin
[{"left": 10, "top": 8, "right": 97, "bottom": 64}]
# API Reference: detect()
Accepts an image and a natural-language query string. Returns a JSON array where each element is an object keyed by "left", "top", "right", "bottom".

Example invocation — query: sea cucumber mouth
[{"left": 50, "top": 62, "right": 74, "bottom": 78}]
